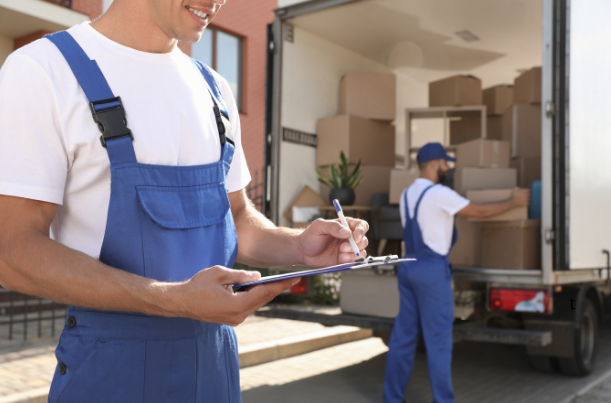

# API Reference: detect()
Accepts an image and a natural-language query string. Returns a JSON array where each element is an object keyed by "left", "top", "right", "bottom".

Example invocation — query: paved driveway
[{"left": 242, "top": 324, "right": 611, "bottom": 403}]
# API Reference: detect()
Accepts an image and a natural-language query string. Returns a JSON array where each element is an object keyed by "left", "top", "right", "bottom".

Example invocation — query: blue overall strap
[
  {"left": 190, "top": 59, "right": 235, "bottom": 147},
  {"left": 45, "top": 31, "right": 136, "bottom": 165},
  {"left": 413, "top": 184, "right": 436, "bottom": 219}
]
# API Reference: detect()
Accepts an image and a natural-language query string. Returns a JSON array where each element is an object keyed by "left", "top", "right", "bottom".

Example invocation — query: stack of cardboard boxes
[
  {"left": 317, "top": 72, "right": 397, "bottom": 205},
  {"left": 447, "top": 68, "right": 543, "bottom": 270},
  {"left": 505, "top": 67, "right": 542, "bottom": 189}
]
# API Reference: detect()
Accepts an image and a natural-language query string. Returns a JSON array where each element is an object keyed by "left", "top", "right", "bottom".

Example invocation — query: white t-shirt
[
  {"left": 399, "top": 178, "right": 470, "bottom": 255},
  {"left": 0, "top": 22, "right": 251, "bottom": 259}
]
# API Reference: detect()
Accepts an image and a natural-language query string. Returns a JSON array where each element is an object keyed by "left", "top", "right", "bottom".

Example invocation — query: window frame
[{"left": 194, "top": 26, "right": 244, "bottom": 112}]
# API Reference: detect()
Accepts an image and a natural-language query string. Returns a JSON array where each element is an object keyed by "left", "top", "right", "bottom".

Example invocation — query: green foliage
[
  {"left": 311, "top": 273, "right": 341, "bottom": 306},
  {"left": 316, "top": 151, "right": 363, "bottom": 190}
]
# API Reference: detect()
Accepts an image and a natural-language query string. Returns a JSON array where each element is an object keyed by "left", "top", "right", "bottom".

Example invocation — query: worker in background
[
  {"left": 0, "top": 0, "right": 369, "bottom": 401},
  {"left": 383, "top": 142, "right": 530, "bottom": 403}
]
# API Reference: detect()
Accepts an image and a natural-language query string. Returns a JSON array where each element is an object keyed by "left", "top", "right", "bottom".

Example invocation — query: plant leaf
[
  {"left": 316, "top": 168, "right": 333, "bottom": 188},
  {"left": 330, "top": 165, "right": 343, "bottom": 188}
]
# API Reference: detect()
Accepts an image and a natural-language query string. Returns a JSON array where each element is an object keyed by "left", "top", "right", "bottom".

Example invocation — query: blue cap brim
[{"left": 445, "top": 155, "right": 457, "bottom": 162}]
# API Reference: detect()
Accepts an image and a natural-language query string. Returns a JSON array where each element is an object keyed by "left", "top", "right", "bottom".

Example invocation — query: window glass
[
  {"left": 216, "top": 31, "right": 242, "bottom": 107},
  {"left": 192, "top": 29, "right": 213, "bottom": 67}
]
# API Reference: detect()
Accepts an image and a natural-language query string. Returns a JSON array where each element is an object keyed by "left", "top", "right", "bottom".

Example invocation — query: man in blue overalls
[
  {"left": 383, "top": 143, "right": 529, "bottom": 403},
  {"left": 0, "top": 1, "right": 369, "bottom": 402}
]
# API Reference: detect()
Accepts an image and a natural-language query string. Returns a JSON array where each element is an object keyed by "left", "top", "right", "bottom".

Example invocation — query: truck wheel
[
  {"left": 528, "top": 355, "right": 558, "bottom": 373},
  {"left": 558, "top": 298, "right": 598, "bottom": 376}
]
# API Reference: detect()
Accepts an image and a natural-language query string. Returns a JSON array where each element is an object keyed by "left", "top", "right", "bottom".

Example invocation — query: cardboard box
[
  {"left": 510, "top": 156, "right": 542, "bottom": 189},
  {"left": 481, "top": 220, "right": 541, "bottom": 269},
  {"left": 319, "top": 166, "right": 392, "bottom": 206},
  {"left": 502, "top": 104, "right": 541, "bottom": 158},
  {"left": 283, "top": 185, "right": 328, "bottom": 222},
  {"left": 429, "top": 75, "right": 482, "bottom": 107},
  {"left": 449, "top": 216, "right": 481, "bottom": 267},
  {"left": 483, "top": 85, "right": 513, "bottom": 116},
  {"left": 339, "top": 72, "right": 396, "bottom": 122},
  {"left": 465, "top": 189, "right": 528, "bottom": 222},
  {"left": 454, "top": 167, "right": 517, "bottom": 196},
  {"left": 316, "top": 115, "right": 395, "bottom": 167},
  {"left": 455, "top": 139, "right": 510, "bottom": 171},
  {"left": 487, "top": 116, "right": 503, "bottom": 141},
  {"left": 389, "top": 169, "right": 419, "bottom": 204},
  {"left": 449, "top": 114, "right": 482, "bottom": 145},
  {"left": 514, "top": 67, "right": 541, "bottom": 104}
]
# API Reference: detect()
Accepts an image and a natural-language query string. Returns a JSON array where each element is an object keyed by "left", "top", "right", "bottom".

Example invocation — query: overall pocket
[{"left": 136, "top": 183, "right": 234, "bottom": 282}]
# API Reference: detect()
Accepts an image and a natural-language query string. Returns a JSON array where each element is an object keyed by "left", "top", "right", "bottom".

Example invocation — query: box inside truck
[{"left": 274, "top": 0, "right": 543, "bottom": 269}]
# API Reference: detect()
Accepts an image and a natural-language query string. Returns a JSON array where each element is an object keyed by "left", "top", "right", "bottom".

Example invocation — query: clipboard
[{"left": 233, "top": 255, "right": 415, "bottom": 289}]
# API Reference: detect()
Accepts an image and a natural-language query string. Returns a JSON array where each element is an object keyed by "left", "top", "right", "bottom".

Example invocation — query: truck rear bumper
[{"left": 256, "top": 308, "right": 552, "bottom": 347}]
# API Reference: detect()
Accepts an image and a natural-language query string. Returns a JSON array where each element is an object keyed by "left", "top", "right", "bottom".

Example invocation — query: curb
[
  {"left": 0, "top": 327, "right": 372, "bottom": 403},
  {"left": 0, "top": 388, "right": 48, "bottom": 403},
  {"left": 239, "top": 326, "right": 372, "bottom": 368},
  {"left": 558, "top": 366, "right": 611, "bottom": 403}
]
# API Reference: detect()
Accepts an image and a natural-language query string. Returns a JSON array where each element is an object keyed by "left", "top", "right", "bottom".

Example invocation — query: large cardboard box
[
  {"left": 487, "top": 116, "right": 503, "bottom": 141},
  {"left": 502, "top": 104, "right": 541, "bottom": 158},
  {"left": 319, "top": 166, "right": 392, "bottom": 206},
  {"left": 339, "top": 72, "right": 396, "bottom": 122},
  {"left": 429, "top": 75, "right": 482, "bottom": 107},
  {"left": 316, "top": 115, "right": 395, "bottom": 167},
  {"left": 449, "top": 216, "right": 481, "bottom": 267},
  {"left": 283, "top": 185, "right": 328, "bottom": 222},
  {"left": 389, "top": 169, "right": 419, "bottom": 204},
  {"left": 466, "top": 189, "right": 528, "bottom": 222},
  {"left": 455, "top": 139, "right": 510, "bottom": 171},
  {"left": 454, "top": 167, "right": 517, "bottom": 196},
  {"left": 483, "top": 85, "right": 514, "bottom": 116},
  {"left": 511, "top": 156, "right": 542, "bottom": 189},
  {"left": 481, "top": 220, "right": 541, "bottom": 269},
  {"left": 449, "top": 114, "right": 482, "bottom": 145},
  {"left": 513, "top": 67, "right": 542, "bottom": 104}
]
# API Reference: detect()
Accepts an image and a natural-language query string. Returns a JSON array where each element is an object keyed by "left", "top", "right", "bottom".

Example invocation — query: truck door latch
[
  {"left": 545, "top": 102, "right": 555, "bottom": 117},
  {"left": 545, "top": 229, "right": 555, "bottom": 244}
]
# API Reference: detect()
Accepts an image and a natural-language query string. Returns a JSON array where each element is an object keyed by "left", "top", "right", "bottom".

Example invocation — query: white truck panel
[{"left": 568, "top": 0, "right": 611, "bottom": 269}]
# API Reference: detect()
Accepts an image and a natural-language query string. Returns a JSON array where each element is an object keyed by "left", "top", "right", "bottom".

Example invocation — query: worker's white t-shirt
[
  {"left": 0, "top": 22, "right": 251, "bottom": 259},
  {"left": 399, "top": 178, "right": 470, "bottom": 256}
]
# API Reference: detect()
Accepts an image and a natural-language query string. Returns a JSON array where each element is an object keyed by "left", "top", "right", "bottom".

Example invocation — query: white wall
[
  {"left": 0, "top": 35, "right": 13, "bottom": 69},
  {"left": 278, "top": 26, "right": 428, "bottom": 226}
]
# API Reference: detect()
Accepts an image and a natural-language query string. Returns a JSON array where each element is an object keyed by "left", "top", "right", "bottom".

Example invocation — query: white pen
[{"left": 332, "top": 199, "right": 361, "bottom": 258}]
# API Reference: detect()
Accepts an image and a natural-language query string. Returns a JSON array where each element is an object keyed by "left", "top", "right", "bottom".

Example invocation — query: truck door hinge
[
  {"left": 545, "top": 229, "right": 555, "bottom": 244},
  {"left": 545, "top": 102, "right": 555, "bottom": 117}
]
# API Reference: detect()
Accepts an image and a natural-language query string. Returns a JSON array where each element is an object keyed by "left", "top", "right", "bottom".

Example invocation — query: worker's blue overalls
[
  {"left": 44, "top": 32, "right": 241, "bottom": 402},
  {"left": 384, "top": 185, "right": 457, "bottom": 403}
]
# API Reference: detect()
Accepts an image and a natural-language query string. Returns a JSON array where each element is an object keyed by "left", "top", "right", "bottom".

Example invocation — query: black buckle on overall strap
[
  {"left": 213, "top": 106, "right": 235, "bottom": 146},
  {"left": 89, "top": 97, "right": 134, "bottom": 148}
]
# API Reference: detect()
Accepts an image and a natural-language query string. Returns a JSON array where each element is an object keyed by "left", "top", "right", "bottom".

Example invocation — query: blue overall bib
[
  {"left": 45, "top": 32, "right": 241, "bottom": 402},
  {"left": 384, "top": 185, "right": 457, "bottom": 403}
]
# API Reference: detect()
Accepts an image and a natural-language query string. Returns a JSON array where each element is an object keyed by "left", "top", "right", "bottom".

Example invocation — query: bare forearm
[
  {"left": 233, "top": 204, "right": 303, "bottom": 267},
  {"left": 0, "top": 231, "right": 179, "bottom": 317}
]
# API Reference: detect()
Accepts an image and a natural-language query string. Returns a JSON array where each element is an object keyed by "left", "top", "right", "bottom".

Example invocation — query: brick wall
[{"left": 181, "top": 0, "right": 277, "bottom": 190}]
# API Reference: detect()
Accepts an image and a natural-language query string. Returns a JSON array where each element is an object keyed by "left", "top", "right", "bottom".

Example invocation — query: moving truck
[{"left": 257, "top": 0, "right": 611, "bottom": 376}]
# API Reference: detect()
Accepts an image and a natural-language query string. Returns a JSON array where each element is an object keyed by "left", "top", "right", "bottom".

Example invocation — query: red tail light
[
  {"left": 290, "top": 277, "right": 308, "bottom": 295},
  {"left": 489, "top": 288, "right": 552, "bottom": 314}
]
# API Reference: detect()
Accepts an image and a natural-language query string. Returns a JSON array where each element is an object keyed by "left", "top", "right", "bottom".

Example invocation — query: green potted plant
[{"left": 316, "top": 151, "right": 363, "bottom": 206}]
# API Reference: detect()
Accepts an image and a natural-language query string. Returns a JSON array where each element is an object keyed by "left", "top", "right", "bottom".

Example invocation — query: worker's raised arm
[
  {"left": 0, "top": 195, "right": 294, "bottom": 326},
  {"left": 456, "top": 187, "right": 530, "bottom": 219}
]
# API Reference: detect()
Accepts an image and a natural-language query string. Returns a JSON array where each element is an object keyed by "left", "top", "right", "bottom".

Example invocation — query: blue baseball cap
[{"left": 417, "top": 142, "right": 456, "bottom": 163}]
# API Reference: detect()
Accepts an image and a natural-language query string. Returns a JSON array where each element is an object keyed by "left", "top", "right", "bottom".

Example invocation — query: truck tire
[
  {"left": 557, "top": 298, "right": 598, "bottom": 376},
  {"left": 528, "top": 355, "right": 558, "bottom": 373}
]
